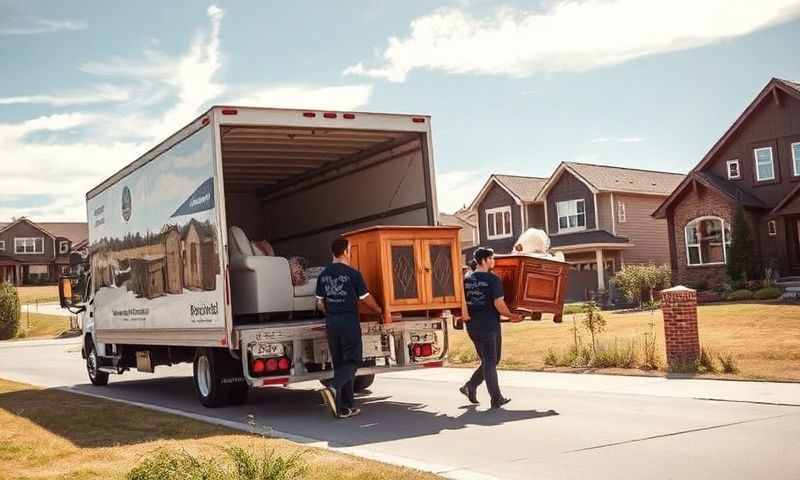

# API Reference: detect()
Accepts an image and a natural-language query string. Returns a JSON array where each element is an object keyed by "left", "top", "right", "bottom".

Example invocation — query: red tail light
[
  {"left": 303, "top": 112, "right": 316, "bottom": 118},
  {"left": 221, "top": 108, "right": 238, "bottom": 115},
  {"left": 266, "top": 358, "right": 278, "bottom": 372},
  {"left": 421, "top": 344, "right": 433, "bottom": 357},
  {"left": 412, "top": 345, "right": 422, "bottom": 357},
  {"left": 412, "top": 117, "right": 426, "bottom": 123},
  {"left": 277, "top": 357, "right": 290, "bottom": 371},
  {"left": 323, "top": 112, "right": 337, "bottom": 119},
  {"left": 343, "top": 113, "right": 356, "bottom": 119},
  {"left": 252, "top": 358, "right": 266, "bottom": 374}
]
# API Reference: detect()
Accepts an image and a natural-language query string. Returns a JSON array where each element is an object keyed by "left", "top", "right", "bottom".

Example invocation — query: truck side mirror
[{"left": 59, "top": 275, "right": 82, "bottom": 309}]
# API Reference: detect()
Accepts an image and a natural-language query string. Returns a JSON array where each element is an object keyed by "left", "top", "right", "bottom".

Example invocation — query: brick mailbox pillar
[{"left": 660, "top": 285, "right": 700, "bottom": 367}]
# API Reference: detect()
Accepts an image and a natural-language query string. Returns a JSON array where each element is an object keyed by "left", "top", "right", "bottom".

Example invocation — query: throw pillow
[{"left": 288, "top": 256, "right": 308, "bottom": 286}]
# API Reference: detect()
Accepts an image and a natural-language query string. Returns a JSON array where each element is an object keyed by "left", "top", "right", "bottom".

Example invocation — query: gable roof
[
  {"left": 771, "top": 182, "right": 800, "bottom": 215},
  {"left": 693, "top": 172, "right": 768, "bottom": 209},
  {"left": 439, "top": 212, "right": 476, "bottom": 228},
  {"left": 535, "top": 161, "right": 684, "bottom": 201},
  {"left": 654, "top": 77, "right": 800, "bottom": 218},
  {"left": 0, "top": 218, "right": 88, "bottom": 243},
  {"left": 468, "top": 174, "right": 548, "bottom": 210}
]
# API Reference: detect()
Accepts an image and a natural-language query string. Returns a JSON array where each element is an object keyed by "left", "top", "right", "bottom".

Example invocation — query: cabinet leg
[
  {"left": 530, "top": 312, "right": 542, "bottom": 321},
  {"left": 553, "top": 314, "right": 563, "bottom": 323}
]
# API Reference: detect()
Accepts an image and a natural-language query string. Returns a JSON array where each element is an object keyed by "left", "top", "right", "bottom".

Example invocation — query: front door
[{"left": 789, "top": 216, "right": 800, "bottom": 274}]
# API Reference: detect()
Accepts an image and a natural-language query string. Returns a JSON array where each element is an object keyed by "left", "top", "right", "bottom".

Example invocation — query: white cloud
[
  {"left": 0, "top": 84, "right": 131, "bottom": 106},
  {"left": 0, "top": 18, "right": 87, "bottom": 35},
  {"left": 227, "top": 84, "right": 373, "bottom": 111},
  {"left": 345, "top": 0, "right": 800, "bottom": 82},
  {"left": 4, "top": 4, "right": 374, "bottom": 221},
  {"left": 590, "top": 136, "right": 644, "bottom": 143},
  {"left": 435, "top": 169, "right": 491, "bottom": 214}
]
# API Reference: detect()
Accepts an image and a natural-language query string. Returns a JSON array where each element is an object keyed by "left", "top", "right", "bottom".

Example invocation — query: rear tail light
[
  {"left": 252, "top": 358, "right": 266, "bottom": 374},
  {"left": 412, "top": 117, "right": 426, "bottom": 123},
  {"left": 411, "top": 343, "right": 434, "bottom": 358},
  {"left": 343, "top": 113, "right": 356, "bottom": 119},
  {"left": 303, "top": 112, "right": 316, "bottom": 118},
  {"left": 266, "top": 358, "right": 278, "bottom": 372},
  {"left": 277, "top": 357, "right": 290, "bottom": 371},
  {"left": 412, "top": 345, "right": 422, "bottom": 357},
  {"left": 323, "top": 112, "right": 337, "bottom": 119},
  {"left": 421, "top": 344, "right": 433, "bottom": 357},
  {"left": 221, "top": 108, "right": 238, "bottom": 115}
]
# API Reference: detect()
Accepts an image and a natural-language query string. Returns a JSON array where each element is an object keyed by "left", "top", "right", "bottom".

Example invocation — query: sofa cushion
[{"left": 229, "top": 226, "right": 254, "bottom": 256}]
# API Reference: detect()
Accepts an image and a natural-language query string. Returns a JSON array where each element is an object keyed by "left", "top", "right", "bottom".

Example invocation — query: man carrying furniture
[
  {"left": 316, "top": 237, "right": 382, "bottom": 418},
  {"left": 460, "top": 247, "right": 520, "bottom": 409}
]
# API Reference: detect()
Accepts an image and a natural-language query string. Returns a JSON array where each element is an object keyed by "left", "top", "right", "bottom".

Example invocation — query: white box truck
[{"left": 60, "top": 106, "right": 451, "bottom": 407}]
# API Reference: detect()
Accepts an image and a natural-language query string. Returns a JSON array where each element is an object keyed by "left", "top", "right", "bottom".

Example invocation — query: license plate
[{"left": 252, "top": 342, "right": 284, "bottom": 357}]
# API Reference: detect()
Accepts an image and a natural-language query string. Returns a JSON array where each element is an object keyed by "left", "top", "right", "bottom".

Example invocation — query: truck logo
[
  {"left": 171, "top": 177, "right": 215, "bottom": 217},
  {"left": 122, "top": 186, "right": 132, "bottom": 222}
]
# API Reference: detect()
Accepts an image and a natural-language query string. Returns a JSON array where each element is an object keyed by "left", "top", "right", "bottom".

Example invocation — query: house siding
[
  {"left": 526, "top": 203, "right": 546, "bottom": 230},
  {"left": 477, "top": 182, "right": 522, "bottom": 253},
  {"left": 596, "top": 193, "right": 613, "bottom": 232},
  {"left": 0, "top": 222, "right": 55, "bottom": 263},
  {"left": 615, "top": 193, "right": 672, "bottom": 265},
  {"left": 546, "top": 172, "right": 597, "bottom": 233}
]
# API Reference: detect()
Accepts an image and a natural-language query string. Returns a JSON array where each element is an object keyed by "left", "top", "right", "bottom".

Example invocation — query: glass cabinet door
[
  {"left": 387, "top": 240, "right": 422, "bottom": 305},
  {"left": 423, "top": 239, "right": 457, "bottom": 303}
]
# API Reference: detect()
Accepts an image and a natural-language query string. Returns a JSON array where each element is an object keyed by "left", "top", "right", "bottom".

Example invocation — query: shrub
[
  {"left": 544, "top": 348, "right": 559, "bottom": 367},
  {"left": 726, "top": 289, "right": 754, "bottom": 301},
  {"left": 698, "top": 346, "right": 717, "bottom": 374},
  {"left": 127, "top": 447, "right": 306, "bottom": 480},
  {"left": 718, "top": 353, "right": 740, "bottom": 374},
  {"left": 727, "top": 203, "right": 755, "bottom": 282},
  {"left": 582, "top": 302, "right": 606, "bottom": 356},
  {"left": 753, "top": 287, "right": 782, "bottom": 300},
  {"left": 744, "top": 280, "right": 762, "bottom": 291},
  {"left": 612, "top": 264, "right": 672, "bottom": 308},
  {"left": 562, "top": 303, "right": 583, "bottom": 315},
  {"left": 0, "top": 283, "right": 21, "bottom": 340}
]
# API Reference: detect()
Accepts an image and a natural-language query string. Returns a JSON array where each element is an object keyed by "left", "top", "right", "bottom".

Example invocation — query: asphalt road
[{"left": 1, "top": 338, "right": 799, "bottom": 480}]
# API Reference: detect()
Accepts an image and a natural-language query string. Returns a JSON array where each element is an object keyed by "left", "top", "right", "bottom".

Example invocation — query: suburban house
[
  {"left": 465, "top": 166, "right": 684, "bottom": 301},
  {"left": 0, "top": 218, "right": 88, "bottom": 286},
  {"left": 439, "top": 210, "right": 478, "bottom": 255},
  {"left": 653, "top": 78, "right": 800, "bottom": 288},
  {"left": 466, "top": 174, "right": 549, "bottom": 256}
]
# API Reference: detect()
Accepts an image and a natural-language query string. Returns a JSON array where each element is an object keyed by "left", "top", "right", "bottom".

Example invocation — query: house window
[
  {"left": 0, "top": 240, "right": 4, "bottom": 251},
  {"left": 486, "top": 206, "right": 513, "bottom": 240},
  {"left": 685, "top": 217, "right": 731, "bottom": 266},
  {"left": 754, "top": 147, "right": 775, "bottom": 181},
  {"left": 792, "top": 142, "right": 800, "bottom": 177},
  {"left": 726, "top": 159, "right": 741, "bottom": 180},
  {"left": 617, "top": 201, "right": 627, "bottom": 223},
  {"left": 15, "top": 237, "right": 44, "bottom": 255},
  {"left": 59, "top": 241, "right": 70, "bottom": 254},
  {"left": 768, "top": 220, "right": 777, "bottom": 237},
  {"left": 556, "top": 199, "right": 586, "bottom": 233}
]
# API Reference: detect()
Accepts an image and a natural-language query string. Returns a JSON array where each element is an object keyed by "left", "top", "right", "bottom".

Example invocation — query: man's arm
[
  {"left": 494, "top": 297, "right": 521, "bottom": 322},
  {"left": 359, "top": 293, "right": 383, "bottom": 314},
  {"left": 354, "top": 271, "right": 382, "bottom": 315},
  {"left": 316, "top": 297, "right": 326, "bottom": 314}
]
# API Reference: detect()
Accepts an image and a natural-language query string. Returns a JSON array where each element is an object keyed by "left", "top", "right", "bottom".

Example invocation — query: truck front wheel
[
  {"left": 86, "top": 342, "right": 109, "bottom": 386},
  {"left": 193, "top": 348, "right": 227, "bottom": 408}
]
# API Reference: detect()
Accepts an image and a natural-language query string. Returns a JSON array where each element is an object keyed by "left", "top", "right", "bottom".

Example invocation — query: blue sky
[{"left": 1, "top": 0, "right": 799, "bottom": 221}]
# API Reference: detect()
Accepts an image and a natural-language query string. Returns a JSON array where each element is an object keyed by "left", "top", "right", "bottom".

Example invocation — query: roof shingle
[
  {"left": 493, "top": 175, "right": 548, "bottom": 202},
  {"left": 565, "top": 162, "right": 684, "bottom": 196}
]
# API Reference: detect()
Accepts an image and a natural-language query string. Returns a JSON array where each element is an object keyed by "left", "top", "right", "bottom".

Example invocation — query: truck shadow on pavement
[{"left": 60, "top": 376, "right": 559, "bottom": 448}]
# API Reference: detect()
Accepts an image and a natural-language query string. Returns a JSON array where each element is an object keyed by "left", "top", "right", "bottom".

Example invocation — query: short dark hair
[
  {"left": 331, "top": 237, "right": 349, "bottom": 257},
  {"left": 468, "top": 259, "right": 478, "bottom": 271},
  {"left": 473, "top": 247, "right": 494, "bottom": 265}
]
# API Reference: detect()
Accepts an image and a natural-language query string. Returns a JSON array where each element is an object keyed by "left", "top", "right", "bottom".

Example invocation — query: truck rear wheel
[
  {"left": 86, "top": 342, "right": 109, "bottom": 386},
  {"left": 193, "top": 348, "right": 227, "bottom": 408},
  {"left": 353, "top": 374, "right": 375, "bottom": 393}
]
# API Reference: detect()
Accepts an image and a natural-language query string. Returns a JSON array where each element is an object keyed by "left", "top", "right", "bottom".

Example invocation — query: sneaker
[
  {"left": 338, "top": 407, "right": 361, "bottom": 419},
  {"left": 459, "top": 385, "right": 479, "bottom": 404},
  {"left": 490, "top": 397, "right": 511, "bottom": 409},
  {"left": 319, "top": 388, "right": 337, "bottom": 418}
]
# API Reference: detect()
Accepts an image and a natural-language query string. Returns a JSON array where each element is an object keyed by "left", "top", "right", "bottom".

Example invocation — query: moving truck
[{"left": 60, "top": 106, "right": 452, "bottom": 407}]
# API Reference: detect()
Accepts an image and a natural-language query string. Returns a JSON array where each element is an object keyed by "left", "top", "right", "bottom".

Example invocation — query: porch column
[
  {"left": 15, "top": 265, "right": 22, "bottom": 286},
  {"left": 595, "top": 249, "right": 605, "bottom": 291}
]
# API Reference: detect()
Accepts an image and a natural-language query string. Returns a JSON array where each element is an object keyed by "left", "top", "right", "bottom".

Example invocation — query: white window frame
[
  {"left": 792, "top": 142, "right": 800, "bottom": 177},
  {"left": 14, "top": 237, "right": 45, "bottom": 255},
  {"left": 754, "top": 147, "right": 775, "bottom": 182},
  {"left": 556, "top": 199, "right": 587, "bottom": 233},
  {"left": 485, "top": 206, "right": 513, "bottom": 240},
  {"left": 684, "top": 216, "right": 730, "bottom": 266},
  {"left": 768, "top": 220, "right": 777, "bottom": 237},
  {"left": 0, "top": 240, "right": 4, "bottom": 251},
  {"left": 726, "top": 159, "right": 741, "bottom": 180},
  {"left": 59, "top": 241, "right": 70, "bottom": 254},
  {"left": 617, "top": 201, "right": 627, "bottom": 223}
]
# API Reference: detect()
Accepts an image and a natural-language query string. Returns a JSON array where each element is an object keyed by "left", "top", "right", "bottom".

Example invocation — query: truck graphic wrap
[{"left": 87, "top": 126, "right": 224, "bottom": 331}]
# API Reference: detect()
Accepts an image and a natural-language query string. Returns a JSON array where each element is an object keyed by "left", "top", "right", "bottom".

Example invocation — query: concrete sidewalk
[
  {"left": 383, "top": 368, "right": 800, "bottom": 406},
  {"left": 20, "top": 302, "right": 74, "bottom": 317}
]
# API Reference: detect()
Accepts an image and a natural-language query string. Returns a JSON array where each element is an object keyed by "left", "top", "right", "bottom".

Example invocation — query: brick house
[
  {"left": 535, "top": 162, "right": 683, "bottom": 300},
  {"left": 653, "top": 78, "right": 800, "bottom": 288},
  {"left": 0, "top": 218, "right": 88, "bottom": 286}
]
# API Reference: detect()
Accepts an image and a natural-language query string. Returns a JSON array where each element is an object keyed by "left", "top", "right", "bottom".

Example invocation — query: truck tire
[
  {"left": 193, "top": 348, "right": 227, "bottom": 408},
  {"left": 86, "top": 342, "right": 109, "bottom": 386},
  {"left": 353, "top": 374, "right": 375, "bottom": 393}
]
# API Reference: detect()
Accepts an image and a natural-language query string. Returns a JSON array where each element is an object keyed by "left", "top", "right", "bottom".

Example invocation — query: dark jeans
[
  {"left": 466, "top": 330, "right": 503, "bottom": 402},
  {"left": 327, "top": 315, "right": 362, "bottom": 414}
]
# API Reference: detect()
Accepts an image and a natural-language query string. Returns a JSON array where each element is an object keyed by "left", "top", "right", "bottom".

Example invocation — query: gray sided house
[
  {"left": 466, "top": 174, "right": 549, "bottom": 258},
  {"left": 535, "top": 162, "right": 684, "bottom": 301},
  {"left": 654, "top": 78, "right": 800, "bottom": 289},
  {"left": 0, "top": 218, "right": 88, "bottom": 286}
]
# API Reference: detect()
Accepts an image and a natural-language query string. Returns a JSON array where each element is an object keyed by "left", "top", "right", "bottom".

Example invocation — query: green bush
[
  {"left": 753, "top": 287, "right": 782, "bottom": 300},
  {"left": 562, "top": 303, "right": 583, "bottom": 315},
  {"left": 698, "top": 346, "right": 717, "bottom": 374},
  {"left": 128, "top": 447, "right": 306, "bottom": 480},
  {"left": 726, "top": 289, "right": 754, "bottom": 301},
  {"left": 611, "top": 264, "right": 672, "bottom": 308},
  {"left": 0, "top": 283, "right": 21, "bottom": 340}
]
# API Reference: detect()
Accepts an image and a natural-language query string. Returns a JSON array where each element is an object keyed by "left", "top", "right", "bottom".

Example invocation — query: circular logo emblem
[{"left": 122, "top": 186, "right": 132, "bottom": 222}]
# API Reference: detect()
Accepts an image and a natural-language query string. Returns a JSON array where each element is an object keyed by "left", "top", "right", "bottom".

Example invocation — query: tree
[
  {"left": 726, "top": 203, "right": 754, "bottom": 282},
  {"left": 612, "top": 264, "right": 672, "bottom": 308},
  {"left": 581, "top": 301, "right": 606, "bottom": 356},
  {"left": 0, "top": 284, "right": 21, "bottom": 340}
]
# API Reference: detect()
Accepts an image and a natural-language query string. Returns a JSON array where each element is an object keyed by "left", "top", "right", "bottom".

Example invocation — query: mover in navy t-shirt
[
  {"left": 315, "top": 263, "right": 369, "bottom": 324},
  {"left": 463, "top": 271, "right": 504, "bottom": 338}
]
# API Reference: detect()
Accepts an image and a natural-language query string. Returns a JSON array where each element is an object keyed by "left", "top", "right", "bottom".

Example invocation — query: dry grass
[
  {"left": 449, "top": 302, "right": 800, "bottom": 382},
  {"left": 13, "top": 312, "right": 73, "bottom": 340},
  {"left": 0, "top": 378, "right": 439, "bottom": 480},
  {"left": 16, "top": 286, "right": 60, "bottom": 305}
]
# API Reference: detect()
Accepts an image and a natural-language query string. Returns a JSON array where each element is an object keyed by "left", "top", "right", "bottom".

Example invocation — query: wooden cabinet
[
  {"left": 492, "top": 254, "right": 568, "bottom": 323},
  {"left": 344, "top": 226, "right": 465, "bottom": 323}
]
